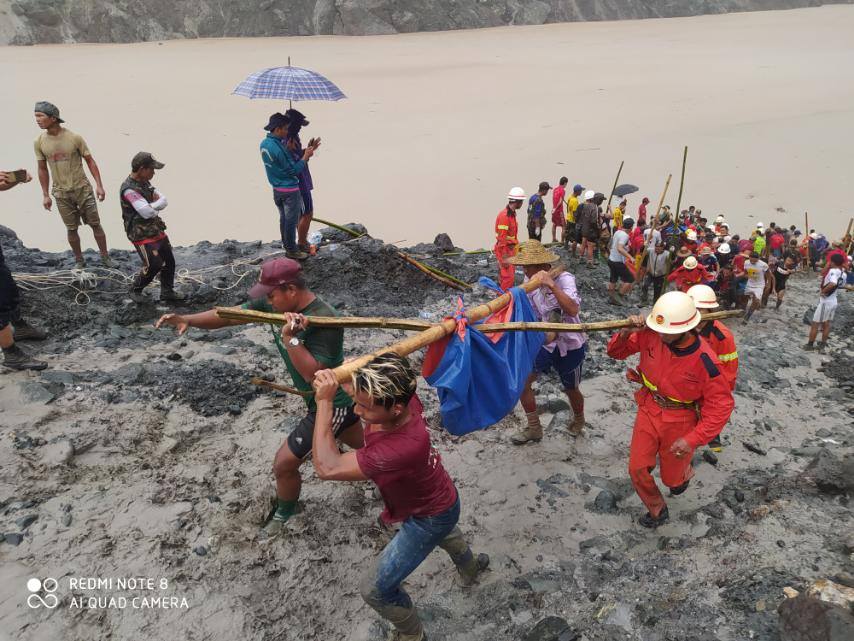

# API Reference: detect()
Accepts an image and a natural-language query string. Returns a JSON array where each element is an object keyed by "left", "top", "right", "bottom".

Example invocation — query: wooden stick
[
  {"left": 654, "top": 174, "right": 673, "bottom": 226},
  {"left": 605, "top": 161, "right": 624, "bottom": 215},
  {"left": 674, "top": 146, "right": 688, "bottom": 222},
  {"left": 403, "top": 254, "right": 472, "bottom": 289},
  {"left": 251, "top": 377, "right": 313, "bottom": 396},
  {"left": 216, "top": 307, "right": 433, "bottom": 331},
  {"left": 328, "top": 266, "right": 565, "bottom": 383},
  {"left": 478, "top": 309, "right": 742, "bottom": 333}
]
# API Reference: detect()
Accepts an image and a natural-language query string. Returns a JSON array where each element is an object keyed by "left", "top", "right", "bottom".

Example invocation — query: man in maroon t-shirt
[{"left": 312, "top": 354, "right": 488, "bottom": 641}]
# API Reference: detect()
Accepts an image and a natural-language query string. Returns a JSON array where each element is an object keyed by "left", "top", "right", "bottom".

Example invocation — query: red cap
[{"left": 248, "top": 258, "right": 303, "bottom": 298}]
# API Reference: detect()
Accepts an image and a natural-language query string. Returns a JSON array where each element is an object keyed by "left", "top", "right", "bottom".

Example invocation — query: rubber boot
[
  {"left": 12, "top": 319, "right": 47, "bottom": 341},
  {"left": 2, "top": 344, "right": 47, "bottom": 371},
  {"left": 511, "top": 423, "right": 543, "bottom": 445},
  {"left": 374, "top": 603, "right": 424, "bottom": 641},
  {"left": 567, "top": 395, "right": 585, "bottom": 437},
  {"left": 438, "top": 527, "right": 490, "bottom": 587}
]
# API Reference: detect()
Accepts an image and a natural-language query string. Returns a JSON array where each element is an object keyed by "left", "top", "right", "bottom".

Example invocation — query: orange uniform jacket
[
  {"left": 494, "top": 208, "right": 519, "bottom": 290},
  {"left": 698, "top": 320, "right": 738, "bottom": 390},
  {"left": 494, "top": 208, "right": 518, "bottom": 252},
  {"left": 606, "top": 328, "right": 734, "bottom": 449},
  {"left": 667, "top": 264, "right": 710, "bottom": 292}
]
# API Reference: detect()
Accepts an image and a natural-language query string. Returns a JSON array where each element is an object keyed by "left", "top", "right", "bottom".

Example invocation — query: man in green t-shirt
[{"left": 155, "top": 258, "right": 361, "bottom": 536}]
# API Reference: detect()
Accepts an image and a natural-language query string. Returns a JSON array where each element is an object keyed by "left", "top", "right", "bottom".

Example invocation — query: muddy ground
[{"left": 0, "top": 224, "right": 851, "bottom": 641}]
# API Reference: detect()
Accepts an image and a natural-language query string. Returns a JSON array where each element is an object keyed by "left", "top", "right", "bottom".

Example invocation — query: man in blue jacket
[{"left": 260, "top": 113, "right": 317, "bottom": 260}]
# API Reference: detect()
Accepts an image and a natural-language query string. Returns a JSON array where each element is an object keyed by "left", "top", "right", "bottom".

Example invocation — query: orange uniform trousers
[
  {"left": 628, "top": 393, "right": 697, "bottom": 519},
  {"left": 494, "top": 244, "right": 517, "bottom": 291}
]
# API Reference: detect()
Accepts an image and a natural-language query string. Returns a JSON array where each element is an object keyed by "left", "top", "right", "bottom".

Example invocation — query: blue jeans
[
  {"left": 273, "top": 190, "right": 304, "bottom": 252},
  {"left": 361, "top": 494, "right": 465, "bottom": 609}
]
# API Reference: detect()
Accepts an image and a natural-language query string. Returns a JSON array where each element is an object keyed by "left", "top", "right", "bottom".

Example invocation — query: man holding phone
[
  {"left": 0, "top": 169, "right": 48, "bottom": 370},
  {"left": 260, "top": 113, "right": 319, "bottom": 261}
]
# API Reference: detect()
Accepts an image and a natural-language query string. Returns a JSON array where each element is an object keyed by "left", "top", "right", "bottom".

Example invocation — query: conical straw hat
[{"left": 507, "top": 240, "right": 560, "bottom": 265}]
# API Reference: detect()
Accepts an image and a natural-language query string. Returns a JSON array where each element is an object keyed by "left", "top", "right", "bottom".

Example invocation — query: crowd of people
[
  {"left": 1, "top": 103, "right": 852, "bottom": 641},
  {"left": 498, "top": 180, "right": 852, "bottom": 349}
]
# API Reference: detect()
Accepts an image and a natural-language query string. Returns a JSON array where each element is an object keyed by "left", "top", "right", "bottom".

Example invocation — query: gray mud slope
[
  {"left": 3, "top": 0, "right": 852, "bottom": 44},
  {"left": 1, "top": 223, "right": 852, "bottom": 641}
]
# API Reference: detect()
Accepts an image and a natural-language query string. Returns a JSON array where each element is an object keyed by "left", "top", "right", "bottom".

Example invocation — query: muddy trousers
[
  {"left": 132, "top": 236, "right": 175, "bottom": 292},
  {"left": 628, "top": 404, "right": 697, "bottom": 519},
  {"left": 360, "top": 495, "right": 473, "bottom": 636}
]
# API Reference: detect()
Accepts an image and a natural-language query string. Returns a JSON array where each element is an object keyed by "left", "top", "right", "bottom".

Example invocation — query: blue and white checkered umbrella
[{"left": 232, "top": 64, "right": 346, "bottom": 103}]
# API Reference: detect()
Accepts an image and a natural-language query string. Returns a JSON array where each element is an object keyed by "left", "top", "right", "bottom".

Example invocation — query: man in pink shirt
[
  {"left": 508, "top": 241, "right": 588, "bottom": 444},
  {"left": 312, "top": 354, "right": 488, "bottom": 641},
  {"left": 551, "top": 176, "right": 568, "bottom": 244}
]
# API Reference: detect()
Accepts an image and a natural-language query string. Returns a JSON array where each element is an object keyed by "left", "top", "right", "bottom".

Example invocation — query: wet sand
[{"left": 1, "top": 5, "right": 853, "bottom": 252}]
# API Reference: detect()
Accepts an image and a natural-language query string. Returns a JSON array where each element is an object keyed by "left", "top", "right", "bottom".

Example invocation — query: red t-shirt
[
  {"left": 355, "top": 395, "right": 457, "bottom": 524},
  {"left": 733, "top": 254, "right": 747, "bottom": 274},
  {"left": 637, "top": 203, "right": 647, "bottom": 224},
  {"left": 769, "top": 233, "right": 785, "bottom": 250}
]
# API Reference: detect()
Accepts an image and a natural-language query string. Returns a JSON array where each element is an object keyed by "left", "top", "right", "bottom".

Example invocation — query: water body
[{"left": 2, "top": 5, "right": 853, "bottom": 252}]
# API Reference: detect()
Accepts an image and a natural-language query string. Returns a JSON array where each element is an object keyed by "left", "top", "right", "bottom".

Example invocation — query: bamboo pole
[
  {"left": 653, "top": 174, "right": 673, "bottom": 228},
  {"left": 674, "top": 146, "right": 688, "bottom": 221},
  {"left": 312, "top": 216, "right": 364, "bottom": 238},
  {"left": 396, "top": 252, "right": 470, "bottom": 291},
  {"left": 803, "top": 211, "right": 811, "bottom": 270},
  {"left": 605, "top": 161, "right": 624, "bottom": 216},
  {"left": 327, "top": 266, "right": 564, "bottom": 383},
  {"left": 216, "top": 307, "right": 433, "bottom": 331},
  {"left": 478, "top": 309, "right": 742, "bottom": 333}
]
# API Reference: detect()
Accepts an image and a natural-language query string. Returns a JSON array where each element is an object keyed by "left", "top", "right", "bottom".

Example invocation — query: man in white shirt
[
  {"left": 742, "top": 252, "right": 769, "bottom": 323},
  {"left": 607, "top": 218, "right": 636, "bottom": 306},
  {"left": 804, "top": 253, "right": 846, "bottom": 351}
]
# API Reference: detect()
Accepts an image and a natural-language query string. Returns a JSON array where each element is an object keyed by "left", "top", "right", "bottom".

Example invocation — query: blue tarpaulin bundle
[{"left": 422, "top": 284, "right": 544, "bottom": 435}]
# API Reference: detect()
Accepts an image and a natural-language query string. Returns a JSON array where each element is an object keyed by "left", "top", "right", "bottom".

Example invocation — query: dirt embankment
[{"left": 0, "top": 223, "right": 852, "bottom": 641}]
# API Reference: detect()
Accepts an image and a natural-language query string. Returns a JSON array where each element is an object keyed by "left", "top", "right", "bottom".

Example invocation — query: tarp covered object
[{"left": 422, "top": 285, "right": 545, "bottom": 435}]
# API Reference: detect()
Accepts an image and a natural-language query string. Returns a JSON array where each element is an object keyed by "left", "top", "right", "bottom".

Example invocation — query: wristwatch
[{"left": 286, "top": 336, "right": 301, "bottom": 348}]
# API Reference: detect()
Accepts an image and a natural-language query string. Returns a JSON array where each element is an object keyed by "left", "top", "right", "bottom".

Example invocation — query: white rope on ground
[{"left": 12, "top": 250, "right": 288, "bottom": 306}]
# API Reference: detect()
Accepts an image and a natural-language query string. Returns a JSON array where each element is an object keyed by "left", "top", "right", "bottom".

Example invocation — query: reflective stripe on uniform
[
  {"left": 497, "top": 225, "right": 509, "bottom": 230},
  {"left": 640, "top": 371, "right": 693, "bottom": 405},
  {"left": 718, "top": 351, "right": 738, "bottom": 362}
]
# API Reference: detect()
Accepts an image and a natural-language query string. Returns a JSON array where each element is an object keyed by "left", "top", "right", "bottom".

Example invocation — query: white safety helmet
[
  {"left": 717, "top": 243, "right": 731, "bottom": 254},
  {"left": 686, "top": 230, "right": 697, "bottom": 241},
  {"left": 687, "top": 284, "right": 719, "bottom": 309},
  {"left": 683, "top": 256, "right": 698, "bottom": 270},
  {"left": 756, "top": 222, "right": 764, "bottom": 229},
  {"left": 646, "top": 291, "right": 701, "bottom": 335},
  {"left": 584, "top": 189, "right": 596, "bottom": 201},
  {"left": 507, "top": 187, "right": 525, "bottom": 201},
  {"left": 715, "top": 215, "right": 725, "bottom": 223}
]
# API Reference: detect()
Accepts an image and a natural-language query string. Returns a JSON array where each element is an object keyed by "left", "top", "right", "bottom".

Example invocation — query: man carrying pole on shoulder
[
  {"left": 506, "top": 241, "right": 588, "bottom": 445},
  {"left": 312, "top": 354, "right": 489, "bottom": 641},
  {"left": 687, "top": 284, "right": 738, "bottom": 452},
  {"left": 606, "top": 291, "right": 734, "bottom": 528}
]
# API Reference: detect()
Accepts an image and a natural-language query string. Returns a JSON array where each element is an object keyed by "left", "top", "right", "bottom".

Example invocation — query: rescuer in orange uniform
[
  {"left": 494, "top": 187, "right": 525, "bottom": 290},
  {"left": 606, "top": 291, "right": 734, "bottom": 528},
  {"left": 688, "top": 283, "right": 738, "bottom": 452}
]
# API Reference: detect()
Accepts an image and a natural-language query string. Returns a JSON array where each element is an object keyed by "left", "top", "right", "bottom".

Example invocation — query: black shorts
[
  {"left": 774, "top": 273, "right": 789, "bottom": 292},
  {"left": 288, "top": 405, "right": 360, "bottom": 459},
  {"left": 608, "top": 259, "right": 635, "bottom": 284}
]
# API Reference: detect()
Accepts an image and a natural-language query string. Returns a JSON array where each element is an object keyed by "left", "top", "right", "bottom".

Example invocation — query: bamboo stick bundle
[
  {"left": 215, "top": 307, "right": 433, "bottom": 331},
  {"left": 312, "top": 217, "right": 365, "bottom": 238},
  {"left": 654, "top": 174, "right": 673, "bottom": 226},
  {"left": 251, "top": 377, "right": 313, "bottom": 396}
]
